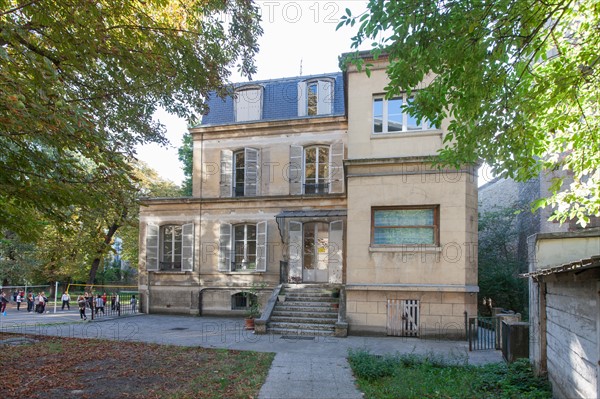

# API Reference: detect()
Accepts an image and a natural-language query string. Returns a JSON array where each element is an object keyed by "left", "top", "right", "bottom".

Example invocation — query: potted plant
[
  {"left": 277, "top": 289, "right": 285, "bottom": 303},
  {"left": 331, "top": 288, "right": 340, "bottom": 310},
  {"left": 244, "top": 300, "right": 261, "bottom": 330},
  {"left": 242, "top": 283, "right": 264, "bottom": 330}
]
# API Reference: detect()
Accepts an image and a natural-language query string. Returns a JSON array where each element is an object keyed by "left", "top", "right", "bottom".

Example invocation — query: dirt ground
[{"left": 0, "top": 333, "right": 274, "bottom": 399}]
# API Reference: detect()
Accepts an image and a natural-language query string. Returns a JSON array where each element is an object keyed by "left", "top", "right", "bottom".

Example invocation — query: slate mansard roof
[{"left": 200, "top": 72, "right": 345, "bottom": 126}]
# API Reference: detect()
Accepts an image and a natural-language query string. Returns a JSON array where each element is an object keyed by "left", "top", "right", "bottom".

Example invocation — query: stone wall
[{"left": 346, "top": 289, "right": 477, "bottom": 339}]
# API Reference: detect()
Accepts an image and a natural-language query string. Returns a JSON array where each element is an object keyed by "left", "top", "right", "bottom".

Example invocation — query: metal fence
[
  {"left": 73, "top": 292, "right": 139, "bottom": 320},
  {"left": 468, "top": 316, "right": 496, "bottom": 351}
]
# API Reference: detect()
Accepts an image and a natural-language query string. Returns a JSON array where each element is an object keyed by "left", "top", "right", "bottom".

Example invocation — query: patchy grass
[
  {"left": 0, "top": 333, "right": 274, "bottom": 398},
  {"left": 348, "top": 350, "right": 552, "bottom": 399}
]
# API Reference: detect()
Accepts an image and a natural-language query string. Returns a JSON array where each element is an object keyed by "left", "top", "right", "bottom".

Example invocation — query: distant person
[
  {"left": 110, "top": 294, "right": 116, "bottom": 311},
  {"left": 61, "top": 291, "right": 71, "bottom": 310},
  {"left": 95, "top": 295, "right": 105, "bottom": 315},
  {"left": 27, "top": 293, "right": 34, "bottom": 312},
  {"left": 101, "top": 292, "right": 107, "bottom": 306},
  {"left": 84, "top": 292, "right": 93, "bottom": 310},
  {"left": 77, "top": 295, "right": 87, "bottom": 320},
  {"left": 37, "top": 292, "right": 47, "bottom": 313},
  {"left": 130, "top": 295, "right": 137, "bottom": 313},
  {"left": 0, "top": 292, "right": 8, "bottom": 315},
  {"left": 16, "top": 292, "right": 22, "bottom": 311}
]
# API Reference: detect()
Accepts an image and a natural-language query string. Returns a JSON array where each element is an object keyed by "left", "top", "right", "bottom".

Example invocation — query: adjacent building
[{"left": 138, "top": 54, "right": 478, "bottom": 338}]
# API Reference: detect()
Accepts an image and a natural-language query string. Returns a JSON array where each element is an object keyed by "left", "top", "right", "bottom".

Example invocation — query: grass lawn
[
  {"left": 348, "top": 350, "right": 552, "bottom": 399},
  {"left": 0, "top": 333, "right": 274, "bottom": 398}
]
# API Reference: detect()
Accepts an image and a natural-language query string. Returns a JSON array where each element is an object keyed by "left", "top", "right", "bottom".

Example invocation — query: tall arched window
[
  {"left": 234, "top": 224, "right": 257, "bottom": 270},
  {"left": 161, "top": 225, "right": 182, "bottom": 270},
  {"left": 304, "top": 145, "right": 329, "bottom": 194}
]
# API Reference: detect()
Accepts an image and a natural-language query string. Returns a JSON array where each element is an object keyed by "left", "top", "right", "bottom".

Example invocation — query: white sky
[
  {"left": 136, "top": 1, "right": 369, "bottom": 185},
  {"left": 136, "top": 1, "right": 494, "bottom": 186}
]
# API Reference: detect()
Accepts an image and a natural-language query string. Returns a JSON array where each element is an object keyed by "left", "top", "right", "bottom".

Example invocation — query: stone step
[
  {"left": 276, "top": 300, "right": 338, "bottom": 307},
  {"left": 274, "top": 304, "right": 336, "bottom": 312},
  {"left": 268, "top": 327, "right": 335, "bottom": 337},
  {"left": 285, "top": 293, "right": 337, "bottom": 301},
  {"left": 284, "top": 290, "right": 333, "bottom": 296},
  {"left": 271, "top": 315, "right": 338, "bottom": 324},
  {"left": 268, "top": 321, "right": 335, "bottom": 332},
  {"left": 272, "top": 309, "right": 338, "bottom": 318}
]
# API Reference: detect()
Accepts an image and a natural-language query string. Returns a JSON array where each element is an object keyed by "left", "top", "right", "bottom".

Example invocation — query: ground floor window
[
  {"left": 231, "top": 292, "right": 257, "bottom": 310},
  {"left": 371, "top": 206, "right": 439, "bottom": 246},
  {"left": 161, "top": 225, "right": 182, "bottom": 270}
]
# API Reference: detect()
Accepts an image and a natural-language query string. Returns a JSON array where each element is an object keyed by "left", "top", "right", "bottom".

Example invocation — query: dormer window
[
  {"left": 235, "top": 86, "right": 262, "bottom": 122},
  {"left": 298, "top": 79, "right": 333, "bottom": 117}
]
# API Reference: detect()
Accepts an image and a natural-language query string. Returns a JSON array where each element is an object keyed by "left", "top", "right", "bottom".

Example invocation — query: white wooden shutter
[
  {"left": 218, "top": 223, "right": 232, "bottom": 272},
  {"left": 247, "top": 88, "right": 262, "bottom": 121},
  {"left": 329, "top": 140, "right": 344, "bottom": 193},
  {"left": 289, "top": 145, "right": 303, "bottom": 195},
  {"left": 235, "top": 90, "right": 249, "bottom": 122},
  {"left": 317, "top": 80, "right": 333, "bottom": 115},
  {"left": 328, "top": 220, "right": 343, "bottom": 284},
  {"left": 220, "top": 149, "right": 233, "bottom": 197},
  {"left": 297, "top": 81, "right": 307, "bottom": 117},
  {"left": 256, "top": 221, "right": 267, "bottom": 272},
  {"left": 181, "top": 223, "right": 194, "bottom": 272},
  {"left": 236, "top": 88, "right": 262, "bottom": 122},
  {"left": 145, "top": 224, "right": 159, "bottom": 271},
  {"left": 288, "top": 221, "right": 303, "bottom": 281},
  {"left": 244, "top": 147, "right": 260, "bottom": 197}
]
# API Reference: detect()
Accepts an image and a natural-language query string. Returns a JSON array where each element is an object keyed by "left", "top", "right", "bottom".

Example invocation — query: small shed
[{"left": 524, "top": 229, "right": 600, "bottom": 399}]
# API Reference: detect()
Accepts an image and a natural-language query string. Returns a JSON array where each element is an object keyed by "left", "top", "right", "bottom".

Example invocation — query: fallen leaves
[{"left": 0, "top": 333, "right": 274, "bottom": 398}]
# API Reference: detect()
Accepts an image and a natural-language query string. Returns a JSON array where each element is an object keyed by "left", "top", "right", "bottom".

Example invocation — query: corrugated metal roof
[
  {"left": 520, "top": 255, "right": 600, "bottom": 278},
  {"left": 275, "top": 209, "right": 347, "bottom": 218}
]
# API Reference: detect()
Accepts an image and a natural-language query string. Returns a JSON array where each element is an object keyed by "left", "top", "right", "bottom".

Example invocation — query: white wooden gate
[{"left": 387, "top": 299, "right": 420, "bottom": 337}]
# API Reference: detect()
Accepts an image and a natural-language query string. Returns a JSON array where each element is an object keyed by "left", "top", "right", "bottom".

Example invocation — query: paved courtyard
[{"left": 0, "top": 311, "right": 503, "bottom": 398}]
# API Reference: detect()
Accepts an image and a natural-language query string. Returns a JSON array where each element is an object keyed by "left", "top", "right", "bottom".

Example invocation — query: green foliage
[
  {"left": 178, "top": 132, "right": 193, "bottom": 197},
  {"left": 0, "top": 0, "right": 262, "bottom": 239},
  {"left": 478, "top": 207, "right": 529, "bottom": 315},
  {"left": 348, "top": 349, "right": 402, "bottom": 381},
  {"left": 242, "top": 283, "right": 265, "bottom": 319},
  {"left": 340, "top": 0, "right": 600, "bottom": 226},
  {"left": 0, "top": 230, "right": 40, "bottom": 285},
  {"left": 348, "top": 351, "right": 552, "bottom": 399}
]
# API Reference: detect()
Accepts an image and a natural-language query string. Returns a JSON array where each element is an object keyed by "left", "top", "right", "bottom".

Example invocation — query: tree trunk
[{"left": 87, "top": 221, "right": 121, "bottom": 287}]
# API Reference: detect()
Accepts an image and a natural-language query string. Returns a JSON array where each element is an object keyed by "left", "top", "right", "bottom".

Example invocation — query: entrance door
[{"left": 302, "top": 222, "right": 329, "bottom": 283}]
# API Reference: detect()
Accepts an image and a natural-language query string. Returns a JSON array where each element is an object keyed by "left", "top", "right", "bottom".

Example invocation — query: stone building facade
[{"left": 138, "top": 54, "right": 478, "bottom": 338}]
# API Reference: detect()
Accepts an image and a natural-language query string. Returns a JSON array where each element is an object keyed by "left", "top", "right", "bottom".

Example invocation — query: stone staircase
[{"left": 267, "top": 285, "right": 339, "bottom": 336}]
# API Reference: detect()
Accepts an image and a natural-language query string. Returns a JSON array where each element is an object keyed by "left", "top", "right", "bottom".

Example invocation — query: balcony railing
[
  {"left": 159, "top": 261, "right": 181, "bottom": 271},
  {"left": 304, "top": 182, "right": 329, "bottom": 195}
]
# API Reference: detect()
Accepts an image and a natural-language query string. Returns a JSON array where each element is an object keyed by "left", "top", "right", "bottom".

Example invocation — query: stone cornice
[{"left": 190, "top": 116, "right": 347, "bottom": 140}]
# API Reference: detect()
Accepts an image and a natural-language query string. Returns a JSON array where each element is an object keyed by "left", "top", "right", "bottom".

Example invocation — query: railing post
[{"left": 468, "top": 318, "right": 473, "bottom": 351}]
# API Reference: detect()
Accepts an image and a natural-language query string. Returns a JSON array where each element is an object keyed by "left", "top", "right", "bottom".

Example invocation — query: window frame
[
  {"left": 231, "top": 292, "right": 257, "bottom": 310},
  {"left": 372, "top": 93, "right": 437, "bottom": 134},
  {"left": 299, "top": 78, "right": 334, "bottom": 117},
  {"left": 233, "top": 223, "right": 257, "bottom": 271},
  {"left": 233, "top": 150, "right": 245, "bottom": 197},
  {"left": 303, "top": 145, "right": 330, "bottom": 194},
  {"left": 234, "top": 85, "right": 263, "bottom": 122},
  {"left": 370, "top": 206, "right": 440, "bottom": 247},
  {"left": 160, "top": 224, "right": 183, "bottom": 270}
]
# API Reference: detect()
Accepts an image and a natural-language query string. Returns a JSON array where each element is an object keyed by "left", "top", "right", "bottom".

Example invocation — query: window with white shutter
[
  {"left": 145, "top": 224, "right": 159, "bottom": 271},
  {"left": 297, "top": 79, "right": 334, "bottom": 117},
  {"left": 181, "top": 223, "right": 194, "bottom": 272},
  {"left": 235, "top": 87, "right": 262, "bottom": 122}
]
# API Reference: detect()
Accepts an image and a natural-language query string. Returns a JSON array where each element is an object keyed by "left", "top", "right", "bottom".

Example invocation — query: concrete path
[{"left": 0, "top": 312, "right": 503, "bottom": 398}]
